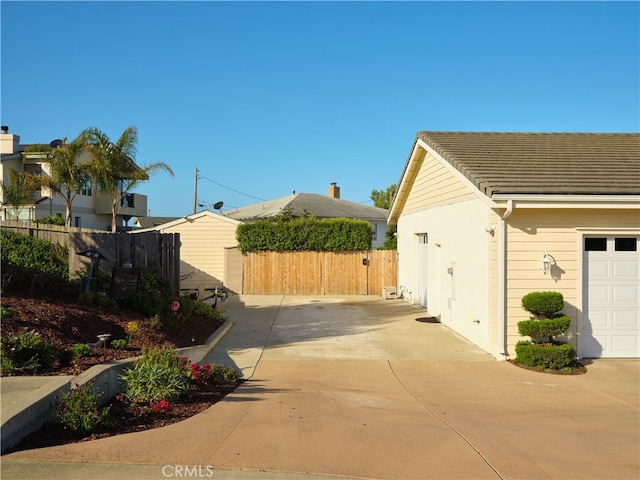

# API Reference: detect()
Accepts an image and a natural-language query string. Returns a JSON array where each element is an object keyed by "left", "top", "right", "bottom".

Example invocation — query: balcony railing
[{"left": 94, "top": 192, "right": 147, "bottom": 217}]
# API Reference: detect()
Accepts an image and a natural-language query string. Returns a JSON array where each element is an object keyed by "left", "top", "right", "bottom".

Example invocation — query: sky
[{"left": 1, "top": 1, "right": 638, "bottom": 217}]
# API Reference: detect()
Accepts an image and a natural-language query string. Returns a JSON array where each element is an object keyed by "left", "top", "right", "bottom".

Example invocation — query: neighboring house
[
  {"left": 389, "top": 131, "right": 640, "bottom": 360},
  {"left": 131, "top": 210, "right": 243, "bottom": 293},
  {"left": 0, "top": 127, "right": 147, "bottom": 230},
  {"left": 223, "top": 183, "right": 390, "bottom": 248},
  {"left": 133, "top": 216, "right": 180, "bottom": 229}
]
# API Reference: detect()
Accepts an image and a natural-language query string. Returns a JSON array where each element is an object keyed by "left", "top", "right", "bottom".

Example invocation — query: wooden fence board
[
  {"left": 2, "top": 222, "right": 180, "bottom": 295},
  {"left": 242, "top": 250, "right": 396, "bottom": 295}
]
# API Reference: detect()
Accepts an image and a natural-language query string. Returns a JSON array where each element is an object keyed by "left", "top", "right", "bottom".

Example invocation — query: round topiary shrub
[
  {"left": 517, "top": 315, "right": 571, "bottom": 340},
  {"left": 521, "top": 291, "right": 564, "bottom": 318},
  {"left": 514, "top": 341, "right": 576, "bottom": 370}
]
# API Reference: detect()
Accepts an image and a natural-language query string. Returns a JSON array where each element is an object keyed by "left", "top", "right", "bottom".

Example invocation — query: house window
[
  {"left": 74, "top": 216, "right": 81, "bottom": 228},
  {"left": 121, "top": 193, "right": 134, "bottom": 208},
  {"left": 371, "top": 223, "right": 378, "bottom": 241},
  {"left": 584, "top": 237, "right": 607, "bottom": 251},
  {"left": 615, "top": 237, "right": 637, "bottom": 252},
  {"left": 81, "top": 181, "right": 92, "bottom": 196}
]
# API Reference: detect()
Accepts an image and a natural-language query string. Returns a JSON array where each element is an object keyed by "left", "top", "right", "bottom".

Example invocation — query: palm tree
[
  {"left": 46, "top": 135, "right": 91, "bottom": 227},
  {"left": 81, "top": 126, "right": 174, "bottom": 232},
  {"left": 1, "top": 169, "right": 44, "bottom": 220}
]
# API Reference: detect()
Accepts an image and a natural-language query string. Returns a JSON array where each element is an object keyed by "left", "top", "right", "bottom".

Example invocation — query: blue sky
[{"left": 2, "top": 1, "right": 638, "bottom": 217}]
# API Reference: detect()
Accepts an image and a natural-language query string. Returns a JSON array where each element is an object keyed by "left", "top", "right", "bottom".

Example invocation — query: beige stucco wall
[
  {"left": 396, "top": 149, "right": 495, "bottom": 355},
  {"left": 158, "top": 213, "right": 241, "bottom": 291},
  {"left": 504, "top": 208, "right": 640, "bottom": 357}
]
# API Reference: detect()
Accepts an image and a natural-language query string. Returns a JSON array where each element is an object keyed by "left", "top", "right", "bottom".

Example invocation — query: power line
[{"left": 198, "top": 174, "right": 266, "bottom": 201}]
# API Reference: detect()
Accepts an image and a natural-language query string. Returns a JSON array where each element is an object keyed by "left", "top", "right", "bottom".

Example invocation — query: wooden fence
[
  {"left": 242, "top": 250, "right": 397, "bottom": 295},
  {"left": 2, "top": 221, "right": 180, "bottom": 295}
]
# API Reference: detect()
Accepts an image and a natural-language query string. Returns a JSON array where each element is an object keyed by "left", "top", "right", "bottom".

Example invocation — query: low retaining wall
[{"left": 1, "top": 321, "right": 233, "bottom": 453}]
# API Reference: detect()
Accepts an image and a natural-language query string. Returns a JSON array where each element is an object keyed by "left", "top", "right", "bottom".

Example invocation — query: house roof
[
  {"left": 131, "top": 210, "right": 242, "bottom": 233},
  {"left": 222, "top": 193, "right": 388, "bottom": 222},
  {"left": 408, "top": 131, "right": 640, "bottom": 197},
  {"left": 134, "top": 216, "right": 180, "bottom": 229}
]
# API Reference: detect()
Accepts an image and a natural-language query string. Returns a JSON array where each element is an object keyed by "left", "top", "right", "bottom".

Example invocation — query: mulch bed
[{"left": 1, "top": 281, "right": 243, "bottom": 452}]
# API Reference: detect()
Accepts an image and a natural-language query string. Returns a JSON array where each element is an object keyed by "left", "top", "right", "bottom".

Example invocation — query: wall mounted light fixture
[
  {"left": 484, "top": 224, "right": 496, "bottom": 236},
  {"left": 539, "top": 251, "right": 556, "bottom": 275}
]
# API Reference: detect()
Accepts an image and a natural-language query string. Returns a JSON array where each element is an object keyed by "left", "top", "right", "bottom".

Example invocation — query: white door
[
  {"left": 417, "top": 234, "right": 428, "bottom": 308},
  {"left": 582, "top": 236, "right": 640, "bottom": 358}
]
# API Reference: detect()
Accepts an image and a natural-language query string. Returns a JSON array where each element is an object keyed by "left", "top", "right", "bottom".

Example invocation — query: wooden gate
[{"left": 242, "top": 250, "right": 397, "bottom": 295}]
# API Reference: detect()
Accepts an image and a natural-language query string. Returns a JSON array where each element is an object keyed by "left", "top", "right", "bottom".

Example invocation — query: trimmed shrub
[
  {"left": 514, "top": 341, "right": 576, "bottom": 370},
  {"left": 521, "top": 291, "right": 564, "bottom": 318},
  {"left": 236, "top": 215, "right": 372, "bottom": 253},
  {"left": 517, "top": 315, "right": 572, "bottom": 339}
]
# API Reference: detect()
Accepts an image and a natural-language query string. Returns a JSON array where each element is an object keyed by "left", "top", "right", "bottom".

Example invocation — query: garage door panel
[
  {"left": 613, "top": 261, "right": 638, "bottom": 278},
  {"left": 612, "top": 310, "right": 639, "bottom": 328},
  {"left": 585, "top": 310, "right": 608, "bottom": 328},
  {"left": 611, "top": 335, "right": 639, "bottom": 354},
  {"left": 588, "top": 259, "right": 610, "bottom": 278},
  {"left": 612, "top": 285, "right": 638, "bottom": 303},
  {"left": 588, "top": 285, "right": 609, "bottom": 303}
]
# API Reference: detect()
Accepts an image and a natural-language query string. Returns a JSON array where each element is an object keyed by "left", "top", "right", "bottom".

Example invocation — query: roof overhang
[{"left": 491, "top": 194, "right": 640, "bottom": 210}]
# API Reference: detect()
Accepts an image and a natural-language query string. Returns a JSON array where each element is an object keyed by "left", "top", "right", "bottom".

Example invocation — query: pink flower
[{"left": 171, "top": 301, "right": 180, "bottom": 312}]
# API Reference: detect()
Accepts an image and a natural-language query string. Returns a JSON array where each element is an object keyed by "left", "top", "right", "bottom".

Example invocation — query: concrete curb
[{"left": 0, "top": 320, "right": 234, "bottom": 453}]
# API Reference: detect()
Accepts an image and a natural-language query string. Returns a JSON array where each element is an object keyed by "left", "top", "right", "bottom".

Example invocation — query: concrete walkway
[{"left": 2, "top": 295, "right": 639, "bottom": 480}]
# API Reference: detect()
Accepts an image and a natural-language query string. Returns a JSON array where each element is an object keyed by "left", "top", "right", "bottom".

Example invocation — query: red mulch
[{"left": 1, "top": 281, "right": 243, "bottom": 452}]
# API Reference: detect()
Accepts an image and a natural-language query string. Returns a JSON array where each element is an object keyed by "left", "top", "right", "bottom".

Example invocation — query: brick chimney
[{"left": 328, "top": 182, "right": 340, "bottom": 199}]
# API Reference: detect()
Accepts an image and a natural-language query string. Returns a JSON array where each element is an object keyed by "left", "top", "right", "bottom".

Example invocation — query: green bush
[
  {"left": 110, "top": 338, "right": 128, "bottom": 350},
  {"left": 192, "top": 299, "right": 226, "bottom": 321},
  {"left": 517, "top": 315, "right": 571, "bottom": 339},
  {"left": 55, "top": 379, "right": 114, "bottom": 434},
  {"left": 78, "top": 292, "right": 118, "bottom": 308},
  {"left": 514, "top": 341, "right": 576, "bottom": 370},
  {"left": 236, "top": 215, "right": 372, "bottom": 253},
  {"left": 71, "top": 343, "right": 92, "bottom": 358},
  {"left": 0, "top": 331, "right": 60, "bottom": 375},
  {"left": 119, "top": 344, "right": 193, "bottom": 403},
  {"left": 521, "top": 291, "right": 564, "bottom": 318},
  {"left": 0, "top": 305, "right": 14, "bottom": 318},
  {"left": 36, "top": 215, "right": 65, "bottom": 226},
  {"left": 0, "top": 229, "right": 69, "bottom": 291},
  {"left": 119, "top": 267, "right": 170, "bottom": 317}
]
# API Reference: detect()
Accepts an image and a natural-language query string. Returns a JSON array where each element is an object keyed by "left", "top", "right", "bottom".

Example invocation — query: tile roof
[
  {"left": 222, "top": 193, "right": 388, "bottom": 222},
  {"left": 413, "top": 132, "right": 640, "bottom": 196}
]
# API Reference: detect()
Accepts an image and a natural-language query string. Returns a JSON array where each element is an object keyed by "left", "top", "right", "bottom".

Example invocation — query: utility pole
[{"left": 193, "top": 167, "right": 198, "bottom": 214}]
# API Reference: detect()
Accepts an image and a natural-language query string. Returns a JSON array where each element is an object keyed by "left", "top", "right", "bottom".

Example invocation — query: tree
[
  {"left": 370, "top": 184, "right": 397, "bottom": 210},
  {"left": 81, "top": 126, "right": 175, "bottom": 232},
  {"left": 1, "top": 169, "right": 44, "bottom": 220},
  {"left": 46, "top": 135, "right": 91, "bottom": 226},
  {"left": 371, "top": 184, "right": 397, "bottom": 250}
]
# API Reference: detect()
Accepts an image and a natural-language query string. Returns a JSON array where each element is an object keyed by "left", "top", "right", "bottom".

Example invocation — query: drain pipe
[{"left": 497, "top": 200, "right": 513, "bottom": 358}]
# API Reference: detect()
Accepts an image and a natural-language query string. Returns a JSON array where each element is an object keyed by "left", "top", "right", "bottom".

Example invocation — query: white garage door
[{"left": 582, "top": 236, "right": 640, "bottom": 358}]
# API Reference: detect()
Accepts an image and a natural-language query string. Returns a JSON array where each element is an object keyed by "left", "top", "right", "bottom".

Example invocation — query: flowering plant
[
  {"left": 126, "top": 321, "right": 138, "bottom": 338},
  {"left": 150, "top": 399, "right": 173, "bottom": 413},
  {"left": 187, "top": 362, "right": 241, "bottom": 386},
  {"left": 56, "top": 379, "right": 113, "bottom": 433}
]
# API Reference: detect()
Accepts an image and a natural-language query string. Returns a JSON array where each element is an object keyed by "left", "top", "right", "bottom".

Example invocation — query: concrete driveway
[{"left": 2, "top": 295, "right": 639, "bottom": 480}]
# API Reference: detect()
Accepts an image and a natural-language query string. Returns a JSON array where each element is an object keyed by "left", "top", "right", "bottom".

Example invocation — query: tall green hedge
[{"left": 236, "top": 216, "right": 373, "bottom": 253}]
